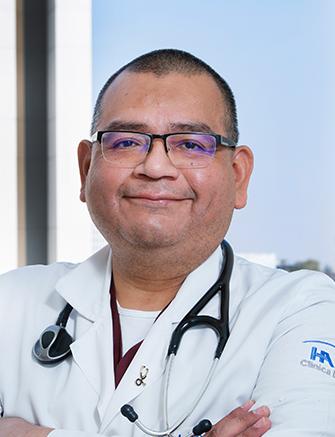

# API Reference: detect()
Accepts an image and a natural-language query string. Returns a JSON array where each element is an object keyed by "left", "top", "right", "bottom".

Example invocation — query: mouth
[
  {"left": 125, "top": 196, "right": 186, "bottom": 206},
  {"left": 124, "top": 192, "right": 192, "bottom": 207}
]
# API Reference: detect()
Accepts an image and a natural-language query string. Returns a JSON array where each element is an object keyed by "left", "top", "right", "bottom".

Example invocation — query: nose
[{"left": 133, "top": 138, "right": 180, "bottom": 179}]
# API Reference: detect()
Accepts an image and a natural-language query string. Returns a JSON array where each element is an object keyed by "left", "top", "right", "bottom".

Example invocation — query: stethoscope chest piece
[
  {"left": 33, "top": 302, "right": 74, "bottom": 364},
  {"left": 33, "top": 324, "right": 73, "bottom": 364}
]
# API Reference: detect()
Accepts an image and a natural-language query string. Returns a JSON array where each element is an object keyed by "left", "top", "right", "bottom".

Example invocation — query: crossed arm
[{"left": 0, "top": 401, "right": 271, "bottom": 437}]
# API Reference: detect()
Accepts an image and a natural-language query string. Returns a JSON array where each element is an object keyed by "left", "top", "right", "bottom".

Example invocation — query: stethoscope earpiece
[
  {"left": 192, "top": 419, "right": 212, "bottom": 435},
  {"left": 121, "top": 403, "right": 213, "bottom": 436},
  {"left": 121, "top": 404, "right": 138, "bottom": 422}
]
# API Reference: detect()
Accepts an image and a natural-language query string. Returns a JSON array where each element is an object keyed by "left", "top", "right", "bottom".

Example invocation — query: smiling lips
[
  {"left": 125, "top": 196, "right": 188, "bottom": 207},
  {"left": 129, "top": 194, "right": 185, "bottom": 201},
  {"left": 124, "top": 191, "right": 194, "bottom": 205}
]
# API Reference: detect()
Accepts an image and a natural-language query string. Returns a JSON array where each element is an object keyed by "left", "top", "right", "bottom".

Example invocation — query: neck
[
  {"left": 111, "top": 241, "right": 218, "bottom": 310},
  {"left": 112, "top": 267, "right": 186, "bottom": 311}
]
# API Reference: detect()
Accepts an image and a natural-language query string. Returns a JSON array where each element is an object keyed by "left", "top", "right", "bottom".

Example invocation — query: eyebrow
[{"left": 100, "top": 120, "right": 214, "bottom": 133}]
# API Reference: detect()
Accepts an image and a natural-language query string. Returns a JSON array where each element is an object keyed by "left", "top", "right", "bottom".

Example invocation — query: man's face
[{"left": 78, "top": 71, "right": 253, "bottom": 253}]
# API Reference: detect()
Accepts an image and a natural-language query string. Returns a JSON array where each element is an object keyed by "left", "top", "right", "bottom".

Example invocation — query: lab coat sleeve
[{"left": 251, "top": 271, "right": 335, "bottom": 436}]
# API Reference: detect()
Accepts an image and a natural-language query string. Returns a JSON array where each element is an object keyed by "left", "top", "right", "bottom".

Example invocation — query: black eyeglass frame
[{"left": 91, "top": 130, "right": 236, "bottom": 153}]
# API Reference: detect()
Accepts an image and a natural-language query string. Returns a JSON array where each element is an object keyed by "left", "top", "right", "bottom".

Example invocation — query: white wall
[
  {"left": 48, "top": 0, "right": 104, "bottom": 263},
  {"left": 0, "top": 0, "right": 18, "bottom": 274},
  {"left": 0, "top": 0, "right": 105, "bottom": 273}
]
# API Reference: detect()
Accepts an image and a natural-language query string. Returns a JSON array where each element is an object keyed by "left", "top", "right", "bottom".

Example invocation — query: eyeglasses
[{"left": 90, "top": 131, "right": 236, "bottom": 169}]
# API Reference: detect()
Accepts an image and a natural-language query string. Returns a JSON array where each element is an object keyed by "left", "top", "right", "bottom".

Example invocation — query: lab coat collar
[{"left": 55, "top": 245, "right": 112, "bottom": 321}]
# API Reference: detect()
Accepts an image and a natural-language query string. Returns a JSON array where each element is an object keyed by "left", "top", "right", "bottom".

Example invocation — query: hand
[
  {"left": 0, "top": 417, "right": 53, "bottom": 437},
  {"left": 206, "top": 400, "right": 271, "bottom": 437}
]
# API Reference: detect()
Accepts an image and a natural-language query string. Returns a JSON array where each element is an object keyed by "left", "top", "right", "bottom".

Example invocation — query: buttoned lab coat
[{"left": 1, "top": 246, "right": 335, "bottom": 437}]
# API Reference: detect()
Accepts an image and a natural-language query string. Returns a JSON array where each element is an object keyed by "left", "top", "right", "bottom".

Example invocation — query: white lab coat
[{"left": 1, "top": 245, "right": 335, "bottom": 436}]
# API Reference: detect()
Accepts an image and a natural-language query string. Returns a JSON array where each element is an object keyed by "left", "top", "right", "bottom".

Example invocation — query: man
[{"left": 0, "top": 49, "right": 334, "bottom": 437}]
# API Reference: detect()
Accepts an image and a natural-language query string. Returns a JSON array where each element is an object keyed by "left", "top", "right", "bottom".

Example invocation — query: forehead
[{"left": 98, "top": 71, "right": 228, "bottom": 134}]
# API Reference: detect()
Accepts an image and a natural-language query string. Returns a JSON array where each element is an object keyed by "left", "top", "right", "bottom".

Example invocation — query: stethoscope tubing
[{"left": 130, "top": 241, "right": 233, "bottom": 436}]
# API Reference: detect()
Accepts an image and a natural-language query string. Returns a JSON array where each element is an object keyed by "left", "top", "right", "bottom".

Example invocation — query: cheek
[
  {"left": 186, "top": 165, "right": 236, "bottom": 243},
  {"left": 188, "top": 167, "right": 235, "bottom": 211},
  {"left": 84, "top": 163, "right": 122, "bottom": 212}
]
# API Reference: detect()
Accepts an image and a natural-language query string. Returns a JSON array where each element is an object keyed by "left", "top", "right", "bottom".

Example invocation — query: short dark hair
[{"left": 91, "top": 49, "right": 239, "bottom": 143}]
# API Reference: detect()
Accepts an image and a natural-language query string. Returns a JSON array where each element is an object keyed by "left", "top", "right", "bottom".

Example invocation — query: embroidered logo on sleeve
[{"left": 301, "top": 340, "right": 335, "bottom": 377}]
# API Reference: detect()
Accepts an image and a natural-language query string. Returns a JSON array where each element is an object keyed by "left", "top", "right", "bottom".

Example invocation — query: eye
[
  {"left": 111, "top": 139, "right": 141, "bottom": 149},
  {"left": 176, "top": 140, "right": 207, "bottom": 152}
]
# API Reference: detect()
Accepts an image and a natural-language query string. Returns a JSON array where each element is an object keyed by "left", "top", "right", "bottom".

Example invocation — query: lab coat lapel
[
  {"left": 70, "top": 307, "right": 115, "bottom": 422},
  {"left": 55, "top": 246, "right": 115, "bottom": 420},
  {"left": 100, "top": 246, "right": 224, "bottom": 432},
  {"left": 99, "top": 311, "right": 173, "bottom": 431}
]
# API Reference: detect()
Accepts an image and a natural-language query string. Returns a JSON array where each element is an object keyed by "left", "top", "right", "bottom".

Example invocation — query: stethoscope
[{"left": 33, "top": 240, "right": 233, "bottom": 436}]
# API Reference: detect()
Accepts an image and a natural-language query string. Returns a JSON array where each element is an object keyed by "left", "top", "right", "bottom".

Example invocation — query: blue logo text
[{"left": 310, "top": 346, "right": 334, "bottom": 367}]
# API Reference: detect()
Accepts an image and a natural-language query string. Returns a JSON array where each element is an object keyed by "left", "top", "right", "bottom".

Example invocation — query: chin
[
  {"left": 128, "top": 233, "right": 180, "bottom": 250},
  {"left": 121, "top": 224, "right": 186, "bottom": 250}
]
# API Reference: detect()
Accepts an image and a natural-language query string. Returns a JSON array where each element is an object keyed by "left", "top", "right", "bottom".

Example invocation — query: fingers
[
  {"left": 241, "top": 415, "right": 272, "bottom": 437},
  {"left": 206, "top": 401, "right": 271, "bottom": 437},
  {"left": 240, "top": 406, "right": 271, "bottom": 437}
]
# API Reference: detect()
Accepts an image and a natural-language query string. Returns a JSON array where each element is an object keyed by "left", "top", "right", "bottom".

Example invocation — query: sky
[{"left": 92, "top": 0, "right": 335, "bottom": 269}]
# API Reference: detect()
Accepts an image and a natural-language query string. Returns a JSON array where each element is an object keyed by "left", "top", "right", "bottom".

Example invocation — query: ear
[
  {"left": 77, "top": 140, "right": 92, "bottom": 203},
  {"left": 232, "top": 146, "right": 254, "bottom": 209}
]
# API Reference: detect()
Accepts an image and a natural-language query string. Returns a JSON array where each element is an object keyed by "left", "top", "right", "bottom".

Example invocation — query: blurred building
[
  {"left": 0, "top": 0, "right": 104, "bottom": 274},
  {"left": 278, "top": 259, "right": 335, "bottom": 281},
  {"left": 277, "top": 259, "right": 320, "bottom": 272}
]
